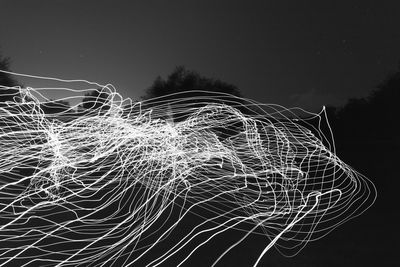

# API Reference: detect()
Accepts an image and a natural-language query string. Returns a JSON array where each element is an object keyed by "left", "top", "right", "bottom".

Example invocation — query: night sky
[
  {"left": 1, "top": 0, "right": 400, "bottom": 111},
  {"left": 0, "top": 1, "right": 397, "bottom": 266}
]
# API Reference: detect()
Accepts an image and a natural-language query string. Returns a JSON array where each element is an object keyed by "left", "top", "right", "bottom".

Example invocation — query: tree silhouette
[
  {"left": 79, "top": 89, "right": 111, "bottom": 113},
  {"left": 0, "top": 53, "right": 21, "bottom": 104},
  {"left": 143, "top": 66, "right": 242, "bottom": 99},
  {"left": 142, "top": 66, "right": 248, "bottom": 124},
  {"left": 40, "top": 99, "right": 71, "bottom": 114},
  {"left": 330, "top": 65, "right": 400, "bottom": 146}
]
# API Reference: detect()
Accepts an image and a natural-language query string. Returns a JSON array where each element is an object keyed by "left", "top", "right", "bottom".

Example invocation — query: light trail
[{"left": 0, "top": 71, "right": 376, "bottom": 266}]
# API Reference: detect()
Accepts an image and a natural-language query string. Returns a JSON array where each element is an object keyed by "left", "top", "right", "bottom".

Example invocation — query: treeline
[
  {"left": 1, "top": 53, "right": 399, "bottom": 144},
  {"left": 326, "top": 65, "right": 399, "bottom": 148}
]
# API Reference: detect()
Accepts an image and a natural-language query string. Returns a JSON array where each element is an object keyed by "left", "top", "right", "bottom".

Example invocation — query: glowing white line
[{"left": 0, "top": 70, "right": 377, "bottom": 266}]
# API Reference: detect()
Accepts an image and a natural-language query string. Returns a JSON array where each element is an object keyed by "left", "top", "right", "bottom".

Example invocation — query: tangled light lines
[{"left": 0, "top": 71, "right": 376, "bottom": 266}]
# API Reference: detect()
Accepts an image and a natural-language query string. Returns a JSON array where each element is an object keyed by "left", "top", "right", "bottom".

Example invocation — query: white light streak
[{"left": 0, "top": 71, "right": 376, "bottom": 266}]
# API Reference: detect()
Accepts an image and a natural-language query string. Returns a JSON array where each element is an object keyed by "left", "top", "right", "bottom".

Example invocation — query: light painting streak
[{"left": 0, "top": 71, "right": 376, "bottom": 266}]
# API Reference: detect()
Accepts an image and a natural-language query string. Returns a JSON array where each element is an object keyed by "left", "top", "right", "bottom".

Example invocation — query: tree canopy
[
  {"left": 143, "top": 66, "right": 242, "bottom": 100},
  {"left": 0, "top": 54, "right": 21, "bottom": 103},
  {"left": 79, "top": 89, "right": 111, "bottom": 113},
  {"left": 40, "top": 99, "right": 71, "bottom": 114},
  {"left": 327, "top": 64, "right": 400, "bottom": 146}
]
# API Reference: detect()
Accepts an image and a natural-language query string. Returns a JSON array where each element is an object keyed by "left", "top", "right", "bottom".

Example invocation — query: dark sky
[{"left": 1, "top": 0, "right": 400, "bottom": 111}]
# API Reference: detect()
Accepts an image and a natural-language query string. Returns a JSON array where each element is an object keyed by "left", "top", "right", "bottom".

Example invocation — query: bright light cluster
[{"left": 0, "top": 72, "right": 376, "bottom": 266}]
